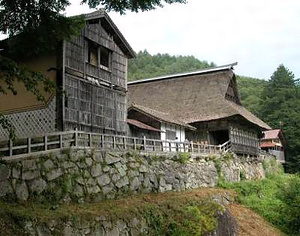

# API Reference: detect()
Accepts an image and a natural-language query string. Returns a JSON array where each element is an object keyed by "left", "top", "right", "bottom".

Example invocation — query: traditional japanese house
[
  {"left": 128, "top": 63, "right": 271, "bottom": 156},
  {"left": 0, "top": 10, "right": 135, "bottom": 139},
  {"left": 260, "top": 129, "right": 285, "bottom": 162}
]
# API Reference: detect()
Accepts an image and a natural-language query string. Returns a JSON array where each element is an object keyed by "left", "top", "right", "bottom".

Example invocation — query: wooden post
[
  {"left": 44, "top": 136, "right": 48, "bottom": 151},
  {"left": 100, "top": 134, "right": 103, "bottom": 149},
  {"left": 198, "top": 143, "right": 200, "bottom": 153},
  {"left": 153, "top": 140, "right": 156, "bottom": 151},
  {"left": 169, "top": 141, "right": 171, "bottom": 152},
  {"left": 183, "top": 142, "right": 186, "bottom": 152},
  {"left": 28, "top": 138, "right": 31, "bottom": 154},
  {"left": 134, "top": 138, "right": 137, "bottom": 150},
  {"left": 59, "top": 134, "right": 63, "bottom": 149},
  {"left": 89, "top": 133, "right": 92, "bottom": 147},
  {"left": 74, "top": 128, "right": 78, "bottom": 147},
  {"left": 191, "top": 141, "right": 194, "bottom": 153},
  {"left": 9, "top": 139, "right": 13, "bottom": 157},
  {"left": 124, "top": 137, "right": 127, "bottom": 150},
  {"left": 113, "top": 136, "right": 116, "bottom": 149},
  {"left": 143, "top": 136, "right": 146, "bottom": 150}
]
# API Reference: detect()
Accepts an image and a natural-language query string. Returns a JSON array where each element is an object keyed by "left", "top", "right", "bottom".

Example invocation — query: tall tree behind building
[{"left": 259, "top": 65, "right": 300, "bottom": 172}]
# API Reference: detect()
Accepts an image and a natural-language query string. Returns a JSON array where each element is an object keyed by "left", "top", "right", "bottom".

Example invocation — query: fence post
[
  {"left": 190, "top": 141, "right": 193, "bottom": 153},
  {"left": 89, "top": 133, "right": 92, "bottom": 147},
  {"left": 27, "top": 138, "right": 31, "bottom": 154},
  {"left": 153, "top": 140, "right": 156, "bottom": 151},
  {"left": 169, "top": 141, "right": 171, "bottom": 152},
  {"left": 113, "top": 136, "right": 116, "bottom": 149},
  {"left": 59, "top": 134, "right": 63, "bottom": 149},
  {"left": 143, "top": 136, "right": 147, "bottom": 150},
  {"left": 134, "top": 138, "right": 137, "bottom": 150},
  {"left": 9, "top": 139, "right": 13, "bottom": 157},
  {"left": 44, "top": 136, "right": 48, "bottom": 151},
  {"left": 124, "top": 137, "right": 127, "bottom": 150},
  {"left": 100, "top": 135, "right": 103, "bottom": 149},
  {"left": 74, "top": 128, "right": 78, "bottom": 147}
]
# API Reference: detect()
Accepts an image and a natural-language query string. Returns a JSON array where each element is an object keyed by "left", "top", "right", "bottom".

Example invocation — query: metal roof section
[
  {"left": 128, "top": 62, "right": 238, "bottom": 85},
  {"left": 127, "top": 119, "right": 162, "bottom": 132}
]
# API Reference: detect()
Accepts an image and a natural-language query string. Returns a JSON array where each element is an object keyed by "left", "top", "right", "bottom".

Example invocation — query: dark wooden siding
[{"left": 63, "top": 20, "right": 128, "bottom": 134}]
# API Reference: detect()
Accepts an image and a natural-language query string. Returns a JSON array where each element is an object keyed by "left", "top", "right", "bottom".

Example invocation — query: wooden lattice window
[{"left": 87, "top": 40, "right": 111, "bottom": 69}]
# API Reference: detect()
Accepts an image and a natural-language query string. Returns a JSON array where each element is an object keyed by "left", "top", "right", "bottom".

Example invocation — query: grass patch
[{"left": 220, "top": 173, "right": 300, "bottom": 236}]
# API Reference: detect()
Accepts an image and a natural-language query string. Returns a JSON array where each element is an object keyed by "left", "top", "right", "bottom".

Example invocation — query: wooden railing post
[
  {"left": 28, "top": 138, "right": 31, "bottom": 154},
  {"left": 9, "top": 139, "right": 13, "bottom": 157},
  {"left": 44, "top": 136, "right": 48, "bottom": 151},
  {"left": 113, "top": 136, "right": 116, "bottom": 149},
  {"left": 59, "top": 134, "right": 63, "bottom": 148},
  {"left": 124, "top": 137, "right": 127, "bottom": 150},
  {"left": 143, "top": 136, "right": 147, "bottom": 150},
  {"left": 134, "top": 138, "right": 137, "bottom": 150},
  {"left": 89, "top": 133, "right": 92, "bottom": 147},
  {"left": 190, "top": 141, "right": 193, "bottom": 153},
  {"left": 74, "top": 128, "right": 78, "bottom": 147},
  {"left": 153, "top": 140, "right": 156, "bottom": 151},
  {"left": 100, "top": 134, "right": 103, "bottom": 148}
]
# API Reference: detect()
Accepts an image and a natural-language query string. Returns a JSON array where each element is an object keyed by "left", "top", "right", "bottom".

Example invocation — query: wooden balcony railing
[{"left": 0, "top": 130, "right": 232, "bottom": 159}]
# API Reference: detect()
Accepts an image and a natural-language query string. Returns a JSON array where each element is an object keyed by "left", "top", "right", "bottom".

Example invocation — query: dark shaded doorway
[{"left": 210, "top": 130, "right": 229, "bottom": 145}]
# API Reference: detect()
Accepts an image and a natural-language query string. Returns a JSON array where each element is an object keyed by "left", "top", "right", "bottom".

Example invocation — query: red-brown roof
[
  {"left": 127, "top": 119, "right": 162, "bottom": 132},
  {"left": 262, "top": 129, "right": 281, "bottom": 140},
  {"left": 260, "top": 143, "right": 277, "bottom": 148}
]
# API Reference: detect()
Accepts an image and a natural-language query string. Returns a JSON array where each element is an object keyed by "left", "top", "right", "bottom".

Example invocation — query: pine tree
[{"left": 259, "top": 65, "right": 300, "bottom": 172}]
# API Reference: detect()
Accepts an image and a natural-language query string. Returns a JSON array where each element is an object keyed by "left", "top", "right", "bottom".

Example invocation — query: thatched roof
[
  {"left": 128, "top": 104, "right": 196, "bottom": 130},
  {"left": 128, "top": 64, "right": 271, "bottom": 130}
]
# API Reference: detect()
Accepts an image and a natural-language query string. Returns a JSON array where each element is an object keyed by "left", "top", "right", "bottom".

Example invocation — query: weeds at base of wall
[{"left": 173, "top": 152, "right": 191, "bottom": 164}]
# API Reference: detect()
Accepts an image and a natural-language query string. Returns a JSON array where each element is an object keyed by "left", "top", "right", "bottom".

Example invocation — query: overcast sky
[{"left": 3, "top": 0, "right": 300, "bottom": 79}]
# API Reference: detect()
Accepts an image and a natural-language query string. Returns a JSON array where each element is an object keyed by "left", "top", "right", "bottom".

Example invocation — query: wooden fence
[{"left": 0, "top": 130, "right": 231, "bottom": 158}]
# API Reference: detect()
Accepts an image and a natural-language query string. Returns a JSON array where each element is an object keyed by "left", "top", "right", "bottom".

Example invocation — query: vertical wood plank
[
  {"left": 113, "top": 136, "right": 116, "bottom": 149},
  {"left": 89, "top": 133, "right": 92, "bottom": 147},
  {"left": 134, "top": 138, "right": 137, "bottom": 150},
  {"left": 9, "top": 139, "right": 13, "bottom": 157},
  {"left": 191, "top": 141, "right": 194, "bottom": 153},
  {"left": 143, "top": 136, "right": 147, "bottom": 150},
  {"left": 124, "top": 137, "right": 126, "bottom": 150},
  {"left": 74, "top": 129, "right": 78, "bottom": 147},
  {"left": 44, "top": 136, "right": 48, "bottom": 151},
  {"left": 28, "top": 138, "right": 31, "bottom": 154},
  {"left": 59, "top": 134, "right": 63, "bottom": 149}
]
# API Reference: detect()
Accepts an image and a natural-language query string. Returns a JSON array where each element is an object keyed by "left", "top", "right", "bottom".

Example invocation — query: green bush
[{"left": 177, "top": 152, "right": 191, "bottom": 164}]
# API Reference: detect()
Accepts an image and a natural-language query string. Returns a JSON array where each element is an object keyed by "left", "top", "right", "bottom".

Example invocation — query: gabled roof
[
  {"left": 85, "top": 10, "right": 135, "bottom": 58},
  {"left": 128, "top": 64, "right": 271, "bottom": 130},
  {"left": 262, "top": 129, "right": 282, "bottom": 140},
  {"left": 128, "top": 104, "right": 196, "bottom": 130}
]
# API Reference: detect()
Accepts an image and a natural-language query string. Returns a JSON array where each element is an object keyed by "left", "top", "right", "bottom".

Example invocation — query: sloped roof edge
[
  {"left": 85, "top": 10, "right": 135, "bottom": 58},
  {"left": 128, "top": 62, "right": 238, "bottom": 85},
  {"left": 129, "top": 104, "right": 196, "bottom": 130}
]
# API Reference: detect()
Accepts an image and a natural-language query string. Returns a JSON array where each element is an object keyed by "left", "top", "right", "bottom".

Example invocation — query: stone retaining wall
[{"left": 0, "top": 149, "right": 270, "bottom": 203}]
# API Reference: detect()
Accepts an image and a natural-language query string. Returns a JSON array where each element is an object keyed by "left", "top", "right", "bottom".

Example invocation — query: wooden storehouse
[
  {"left": 0, "top": 10, "right": 135, "bottom": 139},
  {"left": 128, "top": 63, "right": 271, "bottom": 156},
  {"left": 260, "top": 129, "right": 285, "bottom": 162}
]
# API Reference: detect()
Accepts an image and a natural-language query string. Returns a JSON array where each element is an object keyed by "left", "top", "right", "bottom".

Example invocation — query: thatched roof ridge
[
  {"left": 128, "top": 66, "right": 271, "bottom": 130},
  {"left": 128, "top": 104, "right": 196, "bottom": 130}
]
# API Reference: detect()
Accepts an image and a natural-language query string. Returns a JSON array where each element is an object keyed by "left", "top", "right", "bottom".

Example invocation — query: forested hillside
[{"left": 128, "top": 51, "right": 300, "bottom": 173}]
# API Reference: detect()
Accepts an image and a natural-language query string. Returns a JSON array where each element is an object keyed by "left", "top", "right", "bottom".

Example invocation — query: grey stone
[
  {"left": 85, "top": 157, "right": 93, "bottom": 167},
  {"left": 46, "top": 168, "right": 62, "bottom": 181},
  {"left": 43, "top": 159, "right": 54, "bottom": 170},
  {"left": 92, "top": 151, "right": 103, "bottom": 163},
  {"left": 73, "top": 185, "right": 84, "bottom": 197},
  {"left": 63, "top": 225, "right": 73, "bottom": 236},
  {"left": 62, "top": 161, "right": 76, "bottom": 169},
  {"left": 87, "top": 185, "right": 101, "bottom": 194},
  {"left": 75, "top": 176, "right": 85, "bottom": 185},
  {"left": 12, "top": 167, "right": 21, "bottom": 179},
  {"left": 91, "top": 225, "right": 105, "bottom": 236},
  {"left": 103, "top": 166, "right": 110, "bottom": 172},
  {"left": 22, "top": 159, "right": 37, "bottom": 170},
  {"left": 36, "top": 225, "right": 51, "bottom": 236},
  {"left": 22, "top": 170, "right": 40, "bottom": 180},
  {"left": 115, "top": 162, "right": 127, "bottom": 177},
  {"left": 128, "top": 170, "right": 139, "bottom": 178},
  {"left": 0, "top": 164, "right": 10, "bottom": 181},
  {"left": 106, "top": 226, "right": 119, "bottom": 236},
  {"left": 139, "top": 165, "right": 148, "bottom": 173},
  {"left": 112, "top": 173, "right": 121, "bottom": 182},
  {"left": 97, "top": 174, "right": 111, "bottom": 187},
  {"left": 115, "top": 176, "right": 129, "bottom": 188},
  {"left": 102, "top": 185, "right": 114, "bottom": 194},
  {"left": 106, "top": 154, "right": 121, "bottom": 165},
  {"left": 24, "top": 221, "right": 36, "bottom": 235},
  {"left": 87, "top": 177, "right": 97, "bottom": 186},
  {"left": 16, "top": 181, "right": 29, "bottom": 201},
  {"left": 129, "top": 162, "right": 140, "bottom": 169},
  {"left": 117, "top": 220, "right": 127, "bottom": 232},
  {"left": 29, "top": 178, "right": 47, "bottom": 194},
  {"left": 0, "top": 180, "right": 13, "bottom": 197},
  {"left": 91, "top": 163, "right": 102, "bottom": 177},
  {"left": 130, "top": 177, "right": 141, "bottom": 191}
]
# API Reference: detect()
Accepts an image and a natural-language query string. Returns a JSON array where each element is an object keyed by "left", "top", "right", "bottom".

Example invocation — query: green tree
[{"left": 259, "top": 65, "right": 300, "bottom": 172}]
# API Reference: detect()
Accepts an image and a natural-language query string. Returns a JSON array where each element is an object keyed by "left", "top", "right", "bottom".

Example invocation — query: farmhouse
[
  {"left": 128, "top": 63, "right": 271, "bottom": 156},
  {"left": 0, "top": 10, "right": 134, "bottom": 139},
  {"left": 260, "top": 129, "right": 285, "bottom": 162}
]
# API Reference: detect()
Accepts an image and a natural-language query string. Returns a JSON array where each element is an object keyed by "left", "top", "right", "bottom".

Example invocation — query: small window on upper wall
[
  {"left": 88, "top": 42, "right": 98, "bottom": 66},
  {"left": 100, "top": 46, "right": 111, "bottom": 69}
]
